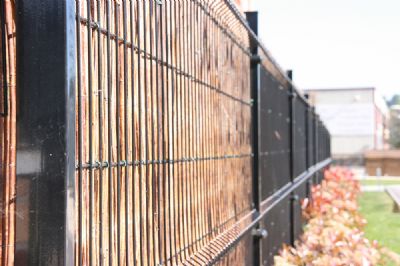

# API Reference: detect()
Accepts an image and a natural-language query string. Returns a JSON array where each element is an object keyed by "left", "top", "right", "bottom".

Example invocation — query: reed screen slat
[
  {"left": 75, "top": 1, "right": 253, "bottom": 265},
  {"left": 0, "top": 1, "right": 16, "bottom": 265}
]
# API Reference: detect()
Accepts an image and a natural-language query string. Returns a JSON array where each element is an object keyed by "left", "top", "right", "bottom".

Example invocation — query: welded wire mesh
[
  {"left": 75, "top": 0, "right": 253, "bottom": 265},
  {"left": 259, "top": 66, "right": 290, "bottom": 200},
  {"left": 293, "top": 97, "right": 307, "bottom": 177},
  {"left": 260, "top": 195, "right": 291, "bottom": 266},
  {"left": 308, "top": 108, "right": 315, "bottom": 167}
]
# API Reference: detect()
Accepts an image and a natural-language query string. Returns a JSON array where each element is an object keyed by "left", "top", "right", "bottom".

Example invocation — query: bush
[{"left": 274, "top": 168, "right": 381, "bottom": 266}]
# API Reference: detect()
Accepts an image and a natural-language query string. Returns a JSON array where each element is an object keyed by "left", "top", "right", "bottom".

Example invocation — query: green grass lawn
[
  {"left": 359, "top": 179, "right": 400, "bottom": 186},
  {"left": 358, "top": 192, "right": 400, "bottom": 254}
]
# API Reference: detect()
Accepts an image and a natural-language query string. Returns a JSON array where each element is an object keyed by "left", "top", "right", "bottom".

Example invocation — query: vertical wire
[
  {"left": 75, "top": 0, "right": 83, "bottom": 264},
  {"left": 188, "top": 0, "right": 195, "bottom": 256},
  {"left": 105, "top": 0, "right": 113, "bottom": 264},
  {"left": 186, "top": 0, "right": 192, "bottom": 258},
  {"left": 192, "top": 0, "right": 199, "bottom": 254},
  {"left": 136, "top": 1, "right": 144, "bottom": 264},
  {"left": 199, "top": 0, "right": 206, "bottom": 248},
  {"left": 190, "top": 1, "right": 201, "bottom": 253},
  {"left": 178, "top": 1, "right": 187, "bottom": 260},
  {"left": 122, "top": 0, "right": 130, "bottom": 264},
  {"left": 154, "top": 1, "right": 163, "bottom": 264},
  {"left": 114, "top": 3, "right": 121, "bottom": 264},
  {"left": 210, "top": 2, "right": 216, "bottom": 242},
  {"left": 142, "top": 1, "right": 151, "bottom": 263},
  {"left": 160, "top": 1, "right": 168, "bottom": 263},
  {"left": 170, "top": 0, "right": 177, "bottom": 263},
  {"left": 175, "top": 1, "right": 183, "bottom": 262},
  {"left": 129, "top": 0, "right": 137, "bottom": 265},
  {"left": 208, "top": 0, "right": 214, "bottom": 246},
  {"left": 86, "top": 0, "right": 94, "bottom": 264},
  {"left": 165, "top": 1, "right": 174, "bottom": 263},
  {"left": 184, "top": 0, "right": 192, "bottom": 258},
  {"left": 190, "top": 0, "right": 196, "bottom": 255},
  {"left": 194, "top": 0, "right": 201, "bottom": 254},
  {"left": 203, "top": 0, "right": 209, "bottom": 254},
  {"left": 96, "top": 0, "right": 104, "bottom": 264},
  {"left": 180, "top": 0, "right": 186, "bottom": 258},
  {"left": 149, "top": 1, "right": 157, "bottom": 264}
]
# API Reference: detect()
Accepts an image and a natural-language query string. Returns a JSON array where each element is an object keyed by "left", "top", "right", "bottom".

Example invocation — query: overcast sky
[{"left": 251, "top": 0, "right": 400, "bottom": 99}]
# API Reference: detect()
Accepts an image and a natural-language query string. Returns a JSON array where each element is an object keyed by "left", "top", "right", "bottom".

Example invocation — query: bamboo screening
[
  {"left": 75, "top": 0, "right": 253, "bottom": 265},
  {"left": 0, "top": 0, "right": 16, "bottom": 265}
]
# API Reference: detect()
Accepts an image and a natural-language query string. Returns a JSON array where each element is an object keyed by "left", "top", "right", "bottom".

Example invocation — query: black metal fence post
[
  {"left": 246, "top": 10, "right": 260, "bottom": 219},
  {"left": 15, "top": 0, "right": 76, "bottom": 264},
  {"left": 246, "top": 11, "right": 262, "bottom": 266}
]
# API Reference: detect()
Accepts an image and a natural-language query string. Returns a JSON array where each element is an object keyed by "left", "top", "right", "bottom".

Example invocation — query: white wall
[
  {"left": 331, "top": 135, "right": 374, "bottom": 157},
  {"left": 306, "top": 88, "right": 376, "bottom": 158},
  {"left": 316, "top": 103, "right": 375, "bottom": 136}
]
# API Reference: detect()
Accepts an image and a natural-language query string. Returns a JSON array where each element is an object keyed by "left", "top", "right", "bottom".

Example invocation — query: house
[{"left": 304, "top": 87, "right": 389, "bottom": 164}]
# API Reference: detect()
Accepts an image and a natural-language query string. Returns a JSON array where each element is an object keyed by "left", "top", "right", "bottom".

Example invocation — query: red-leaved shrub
[{"left": 274, "top": 168, "right": 381, "bottom": 266}]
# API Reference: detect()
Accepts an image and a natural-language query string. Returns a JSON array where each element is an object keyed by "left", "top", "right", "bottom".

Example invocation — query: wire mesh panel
[
  {"left": 75, "top": 0, "right": 253, "bottom": 265},
  {"left": 0, "top": 0, "right": 16, "bottom": 264},
  {"left": 292, "top": 183, "right": 308, "bottom": 241},
  {"left": 307, "top": 108, "right": 314, "bottom": 169},
  {"left": 318, "top": 121, "right": 326, "bottom": 162},
  {"left": 259, "top": 65, "right": 290, "bottom": 200},
  {"left": 260, "top": 195, "right": 291, "bottom": 266},
  {"left": 293, "top": 96, "right": 307, "bottom": 178},
  {"left": 214, "top": 232, "right": 254, "bottom": 266}
]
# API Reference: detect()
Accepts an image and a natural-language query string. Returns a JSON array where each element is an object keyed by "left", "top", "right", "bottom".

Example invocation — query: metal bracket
[
  {"left": 291, "top": 194, "right": 300, "bottom": 202},
  {"left": 250, "top": 54, "right": 261, "bottom": 64},
  {"left": 252, "top": 228, "right": 268, "bottom": 239},
  {"left": 288, "top": 91, "right": 297, "bottom": 99}
]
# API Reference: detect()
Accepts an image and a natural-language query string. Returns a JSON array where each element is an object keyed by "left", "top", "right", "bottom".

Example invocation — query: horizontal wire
[
  {"left": 78, "top": 16, "right": 253, "bottom": 106},
  {"left": 190, "top": 0, "right": 252, "bottom": 57},
  {"left": 76, "top": 153, "right": 254, "bottom": 170},
  {"left": 259, "top": 149, "right": 290, "bottom": 156}
]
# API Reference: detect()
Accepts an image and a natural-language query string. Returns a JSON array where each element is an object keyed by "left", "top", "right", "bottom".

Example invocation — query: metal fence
[
  {"left": 3, "top": 0, "right": 331, "bottom": 265},
  {"left": 75, "top": 1, "right": 253, "bottom": 265}
]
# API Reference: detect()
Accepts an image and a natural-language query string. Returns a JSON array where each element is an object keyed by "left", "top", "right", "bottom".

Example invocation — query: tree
[
  {"left": 389, "top": 106, "right": 400, "bottom": 149},
  {"left": 387, "top": 94, "right": 400, "bottom": 107}
]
